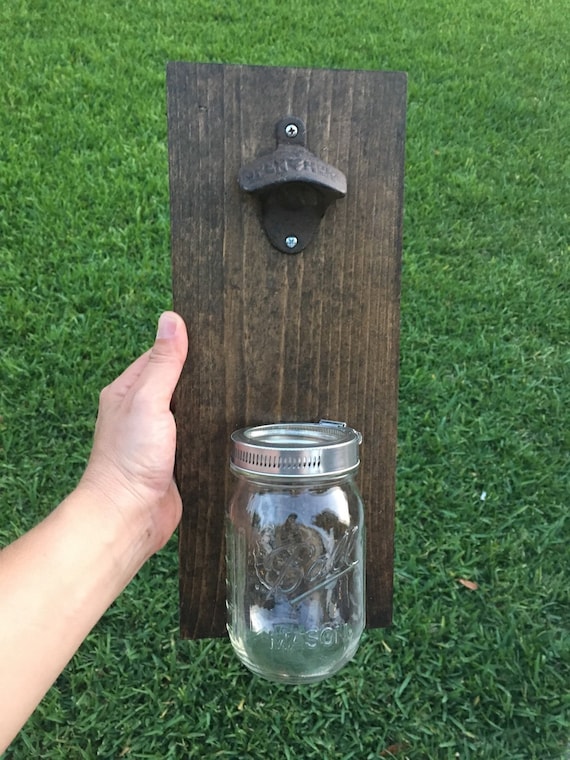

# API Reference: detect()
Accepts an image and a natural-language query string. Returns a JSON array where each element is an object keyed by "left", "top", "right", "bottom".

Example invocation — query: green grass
[{"left": 1, "top": 0, "right": 568, "bottom": 757}]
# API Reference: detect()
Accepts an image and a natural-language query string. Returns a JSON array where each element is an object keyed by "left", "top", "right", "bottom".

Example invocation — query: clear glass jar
[{"left": 226, "top": 420, "right": 365, "bottom": 684}]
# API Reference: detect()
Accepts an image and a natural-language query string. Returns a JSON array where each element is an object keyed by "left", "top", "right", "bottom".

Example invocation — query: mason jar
[{"left": 226, "top": 420, "right": 365, "bottom": 684}]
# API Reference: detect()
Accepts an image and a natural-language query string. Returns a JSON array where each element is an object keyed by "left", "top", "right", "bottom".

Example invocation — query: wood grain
[{"left": 167, "top": 62, "right": 407, "bottom": 639}]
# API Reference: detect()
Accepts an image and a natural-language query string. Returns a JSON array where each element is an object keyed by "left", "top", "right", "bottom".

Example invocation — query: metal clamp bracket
[{"left": 238, "top": 116, "right": 347, "bottom": 253}]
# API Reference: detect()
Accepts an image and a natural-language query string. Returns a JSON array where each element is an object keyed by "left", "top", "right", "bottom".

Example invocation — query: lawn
[{"left": 0, "top": 0, "right": 568, "bottom": 758}]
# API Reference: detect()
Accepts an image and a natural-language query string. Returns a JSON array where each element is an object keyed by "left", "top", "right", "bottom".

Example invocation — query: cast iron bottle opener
[{"left": 238, "top": 116, "right": 347, "bottom": 254}]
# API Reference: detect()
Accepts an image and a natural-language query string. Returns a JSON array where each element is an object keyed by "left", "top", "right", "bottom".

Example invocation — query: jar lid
[{"left": 230, "top": 420, "right": 362, "bottom": 479}]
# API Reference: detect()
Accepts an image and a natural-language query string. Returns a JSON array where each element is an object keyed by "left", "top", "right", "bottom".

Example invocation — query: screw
[
  {"left": 285, "top": 236, "right": 298, "bottom": 249},
  {"left": 284, "top": 123, "right": 298, "bottom": 138}
]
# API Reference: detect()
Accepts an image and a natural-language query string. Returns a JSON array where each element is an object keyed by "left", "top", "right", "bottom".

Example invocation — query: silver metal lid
[{"left": 230, "top": 420, "right": 362, "bottom": 479}]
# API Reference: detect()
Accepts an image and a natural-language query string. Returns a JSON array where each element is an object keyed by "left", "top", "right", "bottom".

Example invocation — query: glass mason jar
[{"left": 226, "top": 420, "right": 365, "bottom": 684}]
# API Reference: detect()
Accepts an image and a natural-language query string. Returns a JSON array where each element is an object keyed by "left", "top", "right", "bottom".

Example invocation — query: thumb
[{"left": 131, "top": 312, "right": 188, "bottom": 405}]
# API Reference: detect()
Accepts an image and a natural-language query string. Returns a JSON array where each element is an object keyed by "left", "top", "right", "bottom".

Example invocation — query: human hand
[
  {"left": 0, "top": 313, "right": 187, "bottom": 748},
  {"left": 79, "top": 311, "right": 188, "bottom": 561}
]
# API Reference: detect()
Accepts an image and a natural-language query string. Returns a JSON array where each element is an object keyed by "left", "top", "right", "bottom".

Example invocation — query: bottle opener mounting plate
[{"left": 238, "top": 116, "right": 347, "bottom": 253}]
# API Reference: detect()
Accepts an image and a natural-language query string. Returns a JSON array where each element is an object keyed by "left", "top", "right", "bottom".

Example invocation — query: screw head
[
  {"left": 284, "top": 123, "right": 298, "bottom": 138},
  {"left": 285, "top": 236, "right": 298, "bottom": 249}
]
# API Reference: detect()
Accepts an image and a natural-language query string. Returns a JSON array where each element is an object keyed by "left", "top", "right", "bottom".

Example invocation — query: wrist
[
  {"left": 64, "top": 480, "right": 157, "bottom": 590},
  {"left": 78, "top": 449, "right": 182, "bottom": 561}
]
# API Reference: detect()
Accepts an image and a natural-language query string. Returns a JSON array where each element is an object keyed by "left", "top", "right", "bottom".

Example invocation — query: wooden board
[{"left": 167, "top": 62, "right": 406, "bottom": 639}]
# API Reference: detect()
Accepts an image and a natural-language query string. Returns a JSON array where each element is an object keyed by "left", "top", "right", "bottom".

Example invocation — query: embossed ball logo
[{"left": 254, "top": 521, "right": 359, "bottom": 606}]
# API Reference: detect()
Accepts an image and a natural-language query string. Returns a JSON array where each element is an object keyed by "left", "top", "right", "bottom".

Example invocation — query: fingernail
[{"left": 156, "top": 312, "right": 177, "bottom": 339}]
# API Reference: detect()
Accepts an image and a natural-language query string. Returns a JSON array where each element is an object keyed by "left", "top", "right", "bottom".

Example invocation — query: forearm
[{"left": 0, "top": 486, "right": 151, "bottom": 753}]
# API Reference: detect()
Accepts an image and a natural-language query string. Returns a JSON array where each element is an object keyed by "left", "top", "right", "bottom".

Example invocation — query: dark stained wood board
[{"left": 167, "top": 62, "right": 407, "bottom": 639}]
